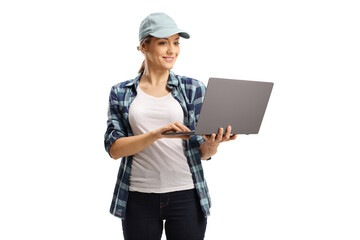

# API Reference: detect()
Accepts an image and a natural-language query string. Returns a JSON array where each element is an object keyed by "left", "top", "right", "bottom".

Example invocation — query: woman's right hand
[
  {"left": 109, "top": 122, "right": 191, "bottom": 159},
  {"left": 154, "top": 122, "right": 191, "bottom": 140}
]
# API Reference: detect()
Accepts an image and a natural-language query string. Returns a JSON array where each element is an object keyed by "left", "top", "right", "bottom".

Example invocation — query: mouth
[{"left": 163, "top": 57, "right": 175, "bottom": 62}]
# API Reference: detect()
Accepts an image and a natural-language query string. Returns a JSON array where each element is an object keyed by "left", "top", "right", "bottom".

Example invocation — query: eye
[
  {"left": 174, "top": 42, "right": 180, "bottom": 45},
  {"left": 159, "top": 41, "right": 167, "bottom": 45}
]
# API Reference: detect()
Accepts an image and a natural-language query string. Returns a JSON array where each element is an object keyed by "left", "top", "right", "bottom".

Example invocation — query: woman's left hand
[
  {"left": 200, "top": 125, "right": 237, "bottom": 160},
  {"left": 202, "top": 125, "right": 237, "bottom": 144}
]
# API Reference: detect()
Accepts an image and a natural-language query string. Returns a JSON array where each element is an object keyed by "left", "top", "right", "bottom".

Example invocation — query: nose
[{"left": 166, "top": 43, "right": 175, "bottom": 55}]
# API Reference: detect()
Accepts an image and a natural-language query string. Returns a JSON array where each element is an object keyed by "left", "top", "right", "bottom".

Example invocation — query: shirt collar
[
  {"left": 124, "top": 72, "right": 142, "bottom": 88},
  {"left": 167, "top": 70, "right": 179, "bottom": 89},
  {"left": 124, "top": 70, "right": 179, "bottom": 89}
]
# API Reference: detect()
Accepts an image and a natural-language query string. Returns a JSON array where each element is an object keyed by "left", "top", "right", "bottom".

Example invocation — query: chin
[{"left": 162, "top": 64, "right": 175, "bottom": 70}]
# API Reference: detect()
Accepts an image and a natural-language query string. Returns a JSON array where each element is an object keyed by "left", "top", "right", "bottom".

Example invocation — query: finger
[
  {"left": 174, "top": 122, "right": 191, "bottom": 132},
  {"left": 163, "top": 130, "right": 191, "bottom": 139},
  {"left": 202, "top": 134, "right": 209, "bottom": 141},
  {"left": 203, "top": 134, "right": 214, "bottom": 142},
  {"left": 229, "top": 134, "right": 238, "bottom": 140},
  {"left": 161, "top": 125, "right": 175, "bottom": 133},
  {"left": 203, "top": 133, "right": 216, "bottom": 142},
  {"left": 211, "top": 133, "right": 216, "bottom": 142},
  {"left": 223, "top": 125, "right": 232, "bottom": 141},
  {"left": 216, "top": 128, "right": 224, "bottom": 142},
  {"left": 179, "top": 135, "right": 191, "bottom": 140},
  {"left": 169, "top": 123, "right": 183, "bottom": 132}
]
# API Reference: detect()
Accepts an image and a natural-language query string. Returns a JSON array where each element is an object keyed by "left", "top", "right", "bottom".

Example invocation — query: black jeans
[{"left": 122, "top": 189, "right": 207, "bottom": 240}]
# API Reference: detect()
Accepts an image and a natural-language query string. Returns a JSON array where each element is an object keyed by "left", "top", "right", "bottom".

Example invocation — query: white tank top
[{"left": 128, "top": 86, "right": 194, "bottom": 193}]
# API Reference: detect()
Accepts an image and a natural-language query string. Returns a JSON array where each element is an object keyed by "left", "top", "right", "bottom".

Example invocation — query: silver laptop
[{"left": 162, "top": 77, "right": 274, "bottom": 135}]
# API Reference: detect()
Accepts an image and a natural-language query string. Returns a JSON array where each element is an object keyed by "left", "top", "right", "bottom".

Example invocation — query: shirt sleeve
[
  {"left": 193, "top": 80, "right": 211, "bottom": 160},
  {"left": 104, "top": 86, "right": 128, "bottom": 157}
]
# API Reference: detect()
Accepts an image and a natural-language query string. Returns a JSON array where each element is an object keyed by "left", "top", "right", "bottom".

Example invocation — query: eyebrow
[{"left": 160, "top": 37, "right": 180, "bottom": 41}]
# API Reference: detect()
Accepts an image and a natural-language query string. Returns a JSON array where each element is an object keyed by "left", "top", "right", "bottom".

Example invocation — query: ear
[{"left": 139, "top": 43, "right": 149, "bottom": 53}]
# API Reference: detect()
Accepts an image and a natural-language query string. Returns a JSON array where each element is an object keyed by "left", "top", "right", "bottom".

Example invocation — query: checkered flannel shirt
[{"left": 104, "top": 71, "right": 211, "bottom": 219}]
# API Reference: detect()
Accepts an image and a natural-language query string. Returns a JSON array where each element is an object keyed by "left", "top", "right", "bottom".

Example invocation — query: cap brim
[{"left": 150, "top": 28, "right": 190, "bottom": 39}]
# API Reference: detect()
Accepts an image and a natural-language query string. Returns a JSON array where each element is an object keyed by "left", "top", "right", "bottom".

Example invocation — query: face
[{"left": 142, "top": 34, "right": 180, "bottom": 71}]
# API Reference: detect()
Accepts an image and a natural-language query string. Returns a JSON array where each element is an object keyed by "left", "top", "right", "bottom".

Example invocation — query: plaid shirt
[{"left": 104, "top": 70, "right": 211, "bottom": 219}]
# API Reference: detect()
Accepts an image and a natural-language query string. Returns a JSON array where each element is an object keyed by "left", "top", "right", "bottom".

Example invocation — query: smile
[{"left": 163, "top": 57, "right": 175, "bottom": 62}]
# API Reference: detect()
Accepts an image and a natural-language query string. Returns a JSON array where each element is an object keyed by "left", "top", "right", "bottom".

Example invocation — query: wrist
[
  {"left": 149, "top": 129, "right": 162, "bottom": 141},
  {"left": 204, "top": 140, "right": 220, "bottom": 148},
  {"left": 200, "top": 141, "right": 219, "bottom": 159}
]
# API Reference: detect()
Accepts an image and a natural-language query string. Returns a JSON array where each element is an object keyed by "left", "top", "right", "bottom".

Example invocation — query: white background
[{"left": 1, "top": 0, "right": 359, "bottom": 239}]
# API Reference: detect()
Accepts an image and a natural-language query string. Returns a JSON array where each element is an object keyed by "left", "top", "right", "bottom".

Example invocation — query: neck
[{"left": 141, "top": 67, "right": 170, "bottom": 86}]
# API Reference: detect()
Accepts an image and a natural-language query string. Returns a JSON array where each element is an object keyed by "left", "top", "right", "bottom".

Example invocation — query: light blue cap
[{"left": 139, "top": 12, "right": 190, "bottom": 41}]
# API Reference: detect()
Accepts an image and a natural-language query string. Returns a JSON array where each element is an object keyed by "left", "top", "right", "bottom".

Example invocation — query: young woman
[{"left": 104, "top": 12, "right": 237, "bottom": 240}]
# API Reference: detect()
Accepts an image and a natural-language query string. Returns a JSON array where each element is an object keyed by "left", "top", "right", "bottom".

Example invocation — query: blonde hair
[{"left": 138, "top": 36, "right": 153, "bottom": 74}]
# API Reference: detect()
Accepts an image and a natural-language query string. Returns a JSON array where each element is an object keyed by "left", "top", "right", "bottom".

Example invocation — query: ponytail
[
  {"left": 138, "top": 60, "right": 145, "bottom": 74},
  {"left": 137, "top": 36, "right": 152, "bottom": 74}
]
